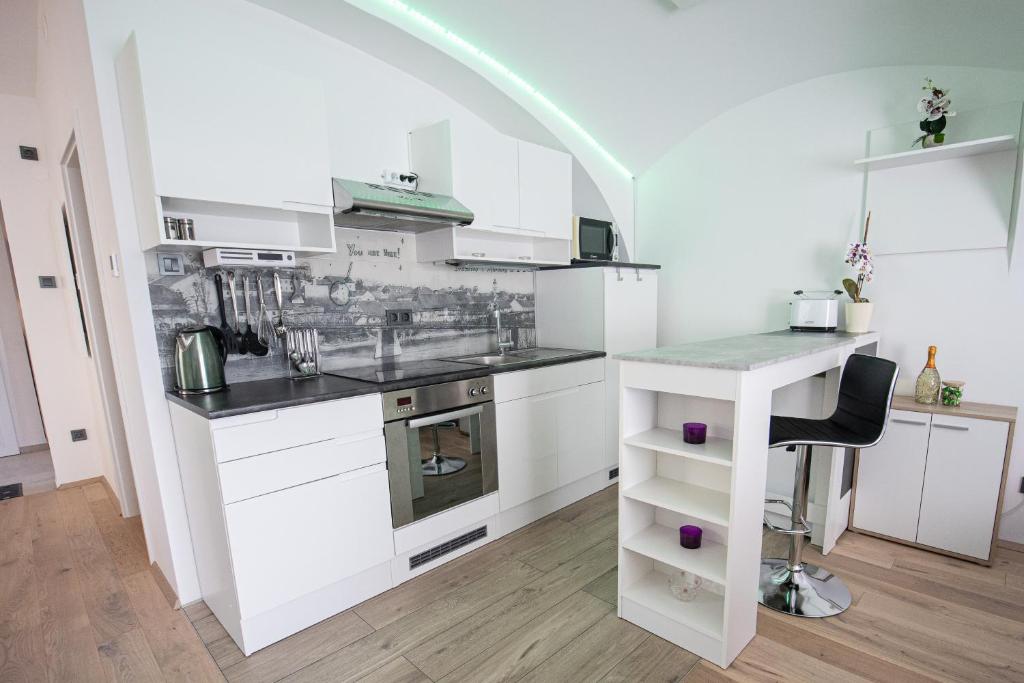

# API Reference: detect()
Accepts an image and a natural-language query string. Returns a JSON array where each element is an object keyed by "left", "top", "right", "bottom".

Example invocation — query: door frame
[{"left": 59, "top": 132, "right": 139, "bottom": 517}]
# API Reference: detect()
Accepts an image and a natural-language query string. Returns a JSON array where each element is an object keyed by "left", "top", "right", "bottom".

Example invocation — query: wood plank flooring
[{"left": 4, "top": 481, "right": 1024, "bottom": 681}]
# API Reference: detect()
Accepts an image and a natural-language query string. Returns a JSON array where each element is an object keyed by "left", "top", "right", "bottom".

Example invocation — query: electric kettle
[{"left": 174, "top": 325, "right": 228, "bottom": 394}]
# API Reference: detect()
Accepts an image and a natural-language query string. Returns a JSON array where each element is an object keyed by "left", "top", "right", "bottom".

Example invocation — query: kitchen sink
[{"left": 449, "top": 348, "right": 589, "bottom": 367}]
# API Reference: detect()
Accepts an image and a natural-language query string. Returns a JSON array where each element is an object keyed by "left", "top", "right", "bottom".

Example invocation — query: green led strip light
[{"left": 378, "top": 0, "right": 633, "bottom": 178}]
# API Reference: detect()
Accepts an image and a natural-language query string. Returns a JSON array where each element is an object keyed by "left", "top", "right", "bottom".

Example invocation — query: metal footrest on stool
[
  {"left": 763, "top": 498, "right": 811, "bottom": 536},
  {"left": 758, "top": 558, "right": 852, "bottom": 617}
]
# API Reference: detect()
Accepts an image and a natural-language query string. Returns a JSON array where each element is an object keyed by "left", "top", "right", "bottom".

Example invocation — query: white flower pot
[{"left": 845, "top": 302, "right": 874, "bottom": 334}]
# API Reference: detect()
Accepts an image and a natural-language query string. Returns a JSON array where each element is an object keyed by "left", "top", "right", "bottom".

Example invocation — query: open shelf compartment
[
  {"left": 621, "top": 569, "right": 724, "bottom": 640},
  {"left": 622, "top": 523, "right": 727, "bottom": 585},
  {"left": 624, "top": 427, "right": 732, "bottom": 468},
  {"left": 622, "top": 477, "right": 730, "bottom": 528}
]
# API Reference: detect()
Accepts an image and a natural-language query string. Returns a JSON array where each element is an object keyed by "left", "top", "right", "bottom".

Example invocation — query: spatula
[
  {"left": 243, "top": 273, "right": 269, "bottom": 357},
  {"left": 227, "top": 271, "right": 247, "bottom": 355},
  {"left": 213, "top": 273, "right": 238, "bottom": 354}
]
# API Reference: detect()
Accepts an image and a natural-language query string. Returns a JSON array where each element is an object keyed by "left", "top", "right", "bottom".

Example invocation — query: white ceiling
[
  {"left": 0, "top": 0, "right": 38, "bottom": 96},
  {"left": 260, "top": 0, "right": 1024, "bottom": 175}
]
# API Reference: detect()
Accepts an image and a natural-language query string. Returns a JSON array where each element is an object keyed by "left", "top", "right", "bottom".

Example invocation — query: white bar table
[{"left": 615, "top": 330, "right": 879, "bottom": 668}]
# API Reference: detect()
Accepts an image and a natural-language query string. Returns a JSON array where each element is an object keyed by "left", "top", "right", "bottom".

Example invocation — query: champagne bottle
[{"left": 914, "top": 345, "right": 941, "bottom": 404}]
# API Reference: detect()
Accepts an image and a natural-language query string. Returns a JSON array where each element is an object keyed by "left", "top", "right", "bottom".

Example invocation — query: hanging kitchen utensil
[
  {"left": 329, "top": 262, "right": 354, "bottom": 306},
  {"left": 273, "top": 272, "right": 287, "bottom": 337},
  {"left": 227, "top": 271, "right": 248, "bottom": 355},
  {"left": 256, "top": 273, "right": 277, "bottom": 350},
  {"left": 242, "top": 273, "right": 268, "bottom": 357},
  {"left": 213, "top": 273, "right": 239, "bottom": 355}
]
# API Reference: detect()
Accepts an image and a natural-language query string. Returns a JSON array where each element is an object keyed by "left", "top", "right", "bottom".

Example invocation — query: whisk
[{"left": 256, "top": 273, "right": 279, "bottom": 350}]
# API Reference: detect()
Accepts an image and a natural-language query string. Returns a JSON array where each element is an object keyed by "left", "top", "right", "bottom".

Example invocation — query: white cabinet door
[
  {"left": 497, "top": 392, "right": 560, "bottom": 510},
  {"left": 225, "top": 466, "right": 394, "bottom": 617},
  {"left": 852, "top": 410, "right": 931, "bottom": 542},
  {"left": 916, "top": 416, "right": 1008, "bottom": 559},
  {"left": 518, "top": 140, "right": 572, "bottom": 240},
  {"left": 557, "top": 382, "right": 606, "bottom": 486},
  {"left": 132, "top": 33, "right": 331, "bottom": 210}
]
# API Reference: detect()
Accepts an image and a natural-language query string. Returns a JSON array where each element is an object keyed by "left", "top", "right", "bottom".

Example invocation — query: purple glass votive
[
  {"left": 683, "top": 422, "right": 707, "bottom": 444},
  {"left": 680, "top": 525, "right": 703, "bottom": 549}
]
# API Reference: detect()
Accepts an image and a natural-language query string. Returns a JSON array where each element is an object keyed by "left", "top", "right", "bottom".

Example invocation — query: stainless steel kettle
[{"left": 174, "top": 325, "right": 228, "bottom": 395}]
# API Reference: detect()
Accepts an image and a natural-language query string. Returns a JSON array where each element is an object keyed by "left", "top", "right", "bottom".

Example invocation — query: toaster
[{"left": 789, "top": 291, "right": 841, "bottom": 332}]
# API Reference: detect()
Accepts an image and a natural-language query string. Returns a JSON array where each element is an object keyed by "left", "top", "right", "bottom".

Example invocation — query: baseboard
[
  {"left": 998, "top": 539, "right": 1024, "bottom": 553},
  {"left": 18, "top": 443, "right": 48, "bottom": 454},
  {"left": 57, "top": 475, "right": 105, "bottom": 490},
  {"left": 150, "top": 561, "right": 181, "bottom": 610}
]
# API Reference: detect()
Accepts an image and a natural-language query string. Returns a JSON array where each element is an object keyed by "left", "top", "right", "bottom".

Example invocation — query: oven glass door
[{"left": 385, "top": 403, "right": 497, "bottom": 528}]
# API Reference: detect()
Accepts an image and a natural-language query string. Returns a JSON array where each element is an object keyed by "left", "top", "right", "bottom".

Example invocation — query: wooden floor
[{"left": 4, "top": 482, "right": 1024, "bottom": 682}]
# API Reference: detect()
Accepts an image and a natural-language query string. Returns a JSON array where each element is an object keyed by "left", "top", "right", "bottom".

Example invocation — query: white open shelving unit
[{"left": 853, "top": 134, "right": 1017, "bottom": 171}]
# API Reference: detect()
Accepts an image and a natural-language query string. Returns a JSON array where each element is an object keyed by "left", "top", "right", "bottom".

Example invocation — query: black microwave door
[{"left": 579, "top": 219, "right": 613, "bottom": 259}]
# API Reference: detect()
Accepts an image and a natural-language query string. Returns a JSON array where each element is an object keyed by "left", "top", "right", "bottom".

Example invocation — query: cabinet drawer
[
  {"left": 225, "top": 465, "right": 394, "bottom": 617},
  {"left": 494, "top": 359, "right": 603, "bottom": 403},
  {"left": 219, "top": 433, "right": 384, "bottom": 504},
  {"left": 212, "top": 394, "right": 382, "bottom": 463}
]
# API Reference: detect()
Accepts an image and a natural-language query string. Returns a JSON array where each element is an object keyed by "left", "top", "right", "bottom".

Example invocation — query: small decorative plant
[
  {"left": 843, "top": 212, "right": 873, "bottom": 303},
  {"left": 913, "top": 78, "right": 956, "bottom": 148}
]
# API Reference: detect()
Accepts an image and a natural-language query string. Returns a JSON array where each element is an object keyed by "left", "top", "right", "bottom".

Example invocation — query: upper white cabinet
[
  {"left": 116, "top": 33, "right": 335, "bottom": 253},
  {"left": 517, "top": 140, "right": 572, "bottom": 241},
  {"left": 851, "top": 397, "right": 1016, "bottom": 563},
  {"left": 409, "top": 120, "right": 573, "bottom": 265}
]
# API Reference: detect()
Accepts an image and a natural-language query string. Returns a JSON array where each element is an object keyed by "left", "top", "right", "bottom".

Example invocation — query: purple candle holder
[
  {"left": 680, "top": 525, "right": 703, "bottom": 549},
  {"left": 683, "top": 422, "right": 707, "bottom": 444}
]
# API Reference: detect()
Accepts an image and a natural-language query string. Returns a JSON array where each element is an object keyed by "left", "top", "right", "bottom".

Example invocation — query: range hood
[{"left": 332, "top": 178, "right": 474, "bottom": 233}]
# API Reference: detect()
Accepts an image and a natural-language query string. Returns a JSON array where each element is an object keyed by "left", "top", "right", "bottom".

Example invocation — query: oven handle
[{"left": 407, "top": 404, "right": 485, "bottom": 429}]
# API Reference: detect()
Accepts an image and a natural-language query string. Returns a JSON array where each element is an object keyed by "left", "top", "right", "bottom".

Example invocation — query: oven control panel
[{"left": 382, "top": 376, "right": 494, "bottom": 422}]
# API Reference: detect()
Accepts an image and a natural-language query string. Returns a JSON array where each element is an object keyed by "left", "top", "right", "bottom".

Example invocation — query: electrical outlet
[
  {"left": 38, "top": 275, "right": 57, "bottom": 288},
  {"left": 386, "top": 308, "right": 413, "bottom": 327},
  {"left": 70, "top": 429, "right": 87, "bottom": 442},
  {"left": 19, "top": 145, "right": 39, "bottom": 161},
  {"left": 380, "top": 169, "right": 418, "bottom": 190},
  {"left": 1019, "top": 476, "right": 1024, "bottom": 494}
]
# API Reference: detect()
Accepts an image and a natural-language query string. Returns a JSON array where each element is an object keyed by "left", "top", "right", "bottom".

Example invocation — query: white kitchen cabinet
[
  {"left": 409, "top": 119, "right": 572, "bottom": 265},
  {"left": 916, "top": 415, "right": 1010, "bottom": 559},
  {"left": 536, "top": 266, "right": 659, "bottom": 468},
  {"left": 168, "top": 393, "right": 394, "bottom": 655},
  {"left": 495, "top": 359, "right": 607, "bottom": 511},
  {"left": 850, "top": 410, "right": 931, "bottom": 542},
  {"left": 851, "top": 396, "right": 1016, "bottom": 564},
  {"left": 117, "top": 32, "right": 335, "bottom": 253},
  {"left": 518, "top": 140, "right": 573, "bottom": 240}
]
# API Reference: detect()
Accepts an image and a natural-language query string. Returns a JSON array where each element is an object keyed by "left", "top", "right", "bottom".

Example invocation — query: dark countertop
[
  {"left": 538, "top": 259, "right": 661, "bottom": 271},
  {"left": 167, "top": 348, "right": 606, "bottom": 420}
]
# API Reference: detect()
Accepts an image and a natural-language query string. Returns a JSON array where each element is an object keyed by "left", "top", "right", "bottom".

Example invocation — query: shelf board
[
  {"left": 622, "top": 524, "right": 727, "bottom": 584},
  {"left": 622, "top": 571, "right": 724, "bottom": 640},
  {"left": 624, "top": 428, "right": 732, "bottom": 468},
  {"left": 622, "top": 477, "right": 730, "bottom": 528},
  {"left": 854, "top": 135, "right": 1017, "bottom": 171},
  {"left": 154, "top": 238, "right": 335, "bottom": 255}
]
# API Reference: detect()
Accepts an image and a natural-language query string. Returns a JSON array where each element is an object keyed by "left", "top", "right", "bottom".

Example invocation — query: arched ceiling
[{"left": 254, "top": 0, "right": 1024, "bottom": 175}]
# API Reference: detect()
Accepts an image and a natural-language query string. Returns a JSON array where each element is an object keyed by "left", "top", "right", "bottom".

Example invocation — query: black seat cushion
[{"left": 769, "top": 354, "right": 899, "bottom": 449}]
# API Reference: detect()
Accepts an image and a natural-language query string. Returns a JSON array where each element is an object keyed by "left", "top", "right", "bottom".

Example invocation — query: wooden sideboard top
[{"left": 892, "top": 395, "right": 1017, "bottom": 423}]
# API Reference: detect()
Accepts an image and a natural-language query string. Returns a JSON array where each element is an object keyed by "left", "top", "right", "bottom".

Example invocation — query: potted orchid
[
  {"left": 913, "top": 78, "right": 956, "bottom": 148},
  {"left": 843, "top": 212, "right": 874, "bottom": 334}
]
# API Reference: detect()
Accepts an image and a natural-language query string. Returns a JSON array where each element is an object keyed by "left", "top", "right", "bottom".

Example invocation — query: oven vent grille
[{"left": 409, "top": 526, "right": 487, "bottom": 570}]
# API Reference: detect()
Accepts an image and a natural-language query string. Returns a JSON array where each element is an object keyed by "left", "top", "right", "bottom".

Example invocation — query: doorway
[
  {"left": 60, "top": 136, "right": 139, "bottom": 517},
  {"left": 0, "top": 201, "right": 53, "bottom": 496}
]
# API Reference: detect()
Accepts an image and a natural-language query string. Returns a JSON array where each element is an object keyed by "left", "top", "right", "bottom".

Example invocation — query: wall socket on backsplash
[{"left": 380, "top": 169, "right": 418, "bottom": 190}]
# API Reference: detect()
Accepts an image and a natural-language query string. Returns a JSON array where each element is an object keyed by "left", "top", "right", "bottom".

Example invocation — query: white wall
[
  {"left": 75, "top": 0, "right": 619, "bottom": 601},
  {"left": 0, "top": 93, "right": 115, "bottom": 478},
  {"left": 637, "top": 66, "right": 1024, "bottom": 543}
]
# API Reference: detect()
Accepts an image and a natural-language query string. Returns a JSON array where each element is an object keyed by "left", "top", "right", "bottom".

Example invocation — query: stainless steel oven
[{"left": 383, "top": 376, "right": 497, "bottom": 528}]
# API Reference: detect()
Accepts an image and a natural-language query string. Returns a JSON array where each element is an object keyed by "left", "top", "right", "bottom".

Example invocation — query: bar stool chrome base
[
  {"left": 758, "top": 558, "right": 852, "bottom": 617},
  {"left": 422, "top": 421, "right": 466, "bottom": 476}
]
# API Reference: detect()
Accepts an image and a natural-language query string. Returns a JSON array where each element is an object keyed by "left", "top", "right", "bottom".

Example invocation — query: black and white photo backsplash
[{"left": 148, "top": 229, "right": 536, "bottom": 387}]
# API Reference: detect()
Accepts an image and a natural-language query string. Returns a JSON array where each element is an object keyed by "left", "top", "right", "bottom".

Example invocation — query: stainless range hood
[{"left": 332, "top": 178, "right": 474, "bottom": 233}]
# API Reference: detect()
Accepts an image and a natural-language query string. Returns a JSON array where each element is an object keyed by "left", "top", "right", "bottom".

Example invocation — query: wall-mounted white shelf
[
  {"left": 621, "top": 571, "right": 724, "bottom": 640},
  {"left": 624, "top": 428, "right": 732, "bottom": 468},
  {"left": 854, "top": 135, "right": 1017, "bottom": 171},
  {"left": 622, "top": 524, "right": 728, "bottom": 584},
  {"left": 622, "top": 477, "right": 731, "bottom": 528}
]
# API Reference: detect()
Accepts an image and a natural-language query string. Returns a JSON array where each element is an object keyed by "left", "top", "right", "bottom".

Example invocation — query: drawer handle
[
  {"left": 892, "top": 418, "right": 928, "bottom": 426},
  {"left": 933, "top": 422, "right": 969, "bottom": 432},
  {"left": 471, "top": 252, "right": 486, "bottom": 258}
]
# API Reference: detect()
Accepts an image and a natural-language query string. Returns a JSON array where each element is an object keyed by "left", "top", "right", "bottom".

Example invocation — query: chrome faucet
[{"left": 494, "top": 309, "right": 513, "bottom": 355}]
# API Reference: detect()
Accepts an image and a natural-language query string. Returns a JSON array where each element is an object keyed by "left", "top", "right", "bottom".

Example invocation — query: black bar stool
[{"left": 760, "top": 354, "right": 899, "bottom": 617}]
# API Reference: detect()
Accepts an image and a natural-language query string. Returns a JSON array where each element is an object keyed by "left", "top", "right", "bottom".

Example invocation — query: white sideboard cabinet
[{"left": 851, "top": 395, "right": 1017, "bottom": 564}]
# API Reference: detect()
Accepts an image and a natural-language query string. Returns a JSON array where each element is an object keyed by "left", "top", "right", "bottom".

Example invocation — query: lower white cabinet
[
  {"left": 168, "top": 394, "right": 395, "bottom": 655},
  {"left": 852, "top": 397, "right": 1015, "bottom": 563},
  {"left": 495, "top": 360, "right": 607, "bottom": 510}
]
